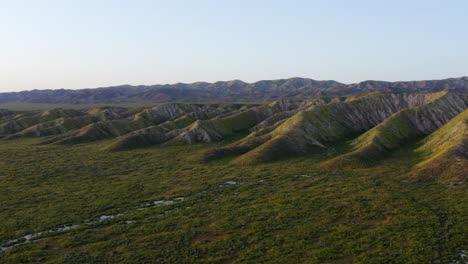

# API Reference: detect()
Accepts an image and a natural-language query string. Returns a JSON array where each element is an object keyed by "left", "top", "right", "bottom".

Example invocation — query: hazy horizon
[
  {"left": 2, "top": 75, "right": 468, "bottom": 93},
  {"left": 1, "top": 0, "right": 467, "bottom": 92}
]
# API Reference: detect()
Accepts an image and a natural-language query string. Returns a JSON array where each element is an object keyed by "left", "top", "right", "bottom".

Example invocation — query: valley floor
[{"left": 0, "top": 138, "right": 466, "bottom": 263}]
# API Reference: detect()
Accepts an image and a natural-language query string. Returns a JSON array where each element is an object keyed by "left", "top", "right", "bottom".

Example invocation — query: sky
[{"left": 0, "top": 0, "right": 467, "bottom": 92}]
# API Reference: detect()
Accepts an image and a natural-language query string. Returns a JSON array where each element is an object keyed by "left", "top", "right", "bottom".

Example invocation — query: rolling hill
[{"left": 1, "top": 90, "right": 466, "bottom": 184}]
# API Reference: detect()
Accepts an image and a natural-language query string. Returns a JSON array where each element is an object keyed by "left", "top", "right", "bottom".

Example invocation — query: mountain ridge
[{"left": 1, "top": 77, "right": 467, "bottom": 104}]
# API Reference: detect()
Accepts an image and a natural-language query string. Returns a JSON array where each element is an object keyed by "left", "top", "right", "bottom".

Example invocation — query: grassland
[{"left": 0, "top": 137, "right": 466, "bottom": 263}]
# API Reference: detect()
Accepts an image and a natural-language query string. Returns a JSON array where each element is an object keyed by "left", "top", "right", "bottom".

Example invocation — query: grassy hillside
[
  {"left": 323, "top": 92, "right": 468, "bottom": 168},
  {"left": 212, "top": 92, "right": 457, "bottom": 164},
  {"left": 410, "top": 110, "right": 468, "bottom": 183}
]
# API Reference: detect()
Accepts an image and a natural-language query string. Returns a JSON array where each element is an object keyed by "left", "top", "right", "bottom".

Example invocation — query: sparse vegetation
[
  {"left": 0, "top": 90, "right": 466, "bottom": 263},
  {"left": 0, "top": 136, "right": 466, "bottom": 263}
]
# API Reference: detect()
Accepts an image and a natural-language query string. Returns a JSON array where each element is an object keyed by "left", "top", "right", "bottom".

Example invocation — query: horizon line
[{"left": 1, "top": 76, "right": 467, "bottom": 93}]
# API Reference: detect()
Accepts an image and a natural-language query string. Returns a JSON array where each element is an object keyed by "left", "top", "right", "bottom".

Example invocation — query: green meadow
[{"left": 0, "top": 137, "right": 466, "bottom": 263}]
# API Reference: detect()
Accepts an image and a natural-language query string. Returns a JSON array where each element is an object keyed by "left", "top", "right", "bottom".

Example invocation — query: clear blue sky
[{"left": 1, "top": 0, "right": 467, "bottom": 92}]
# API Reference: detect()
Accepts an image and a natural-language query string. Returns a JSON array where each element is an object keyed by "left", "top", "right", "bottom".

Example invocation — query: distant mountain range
[{"left": 1, "top": 77, "right": 467, "bottom": 104}]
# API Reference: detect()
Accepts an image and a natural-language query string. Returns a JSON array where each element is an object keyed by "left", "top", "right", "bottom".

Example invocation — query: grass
[{"left": 0, "top": 137, "right": 466, "bottom": 263}]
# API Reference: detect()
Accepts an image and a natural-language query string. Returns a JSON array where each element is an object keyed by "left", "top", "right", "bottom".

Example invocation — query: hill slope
[
  {"left": 323, "top": 92, "right": 468, "bottom": 168},
  {"left": 411, "top": 109, "right": 468, "bottom": 183},
  {"left": 0, "top": 91, "right": 466, "bottom": 185},
  {"left": 218, "top": 92, "right": 452, "bottom": 164}
]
